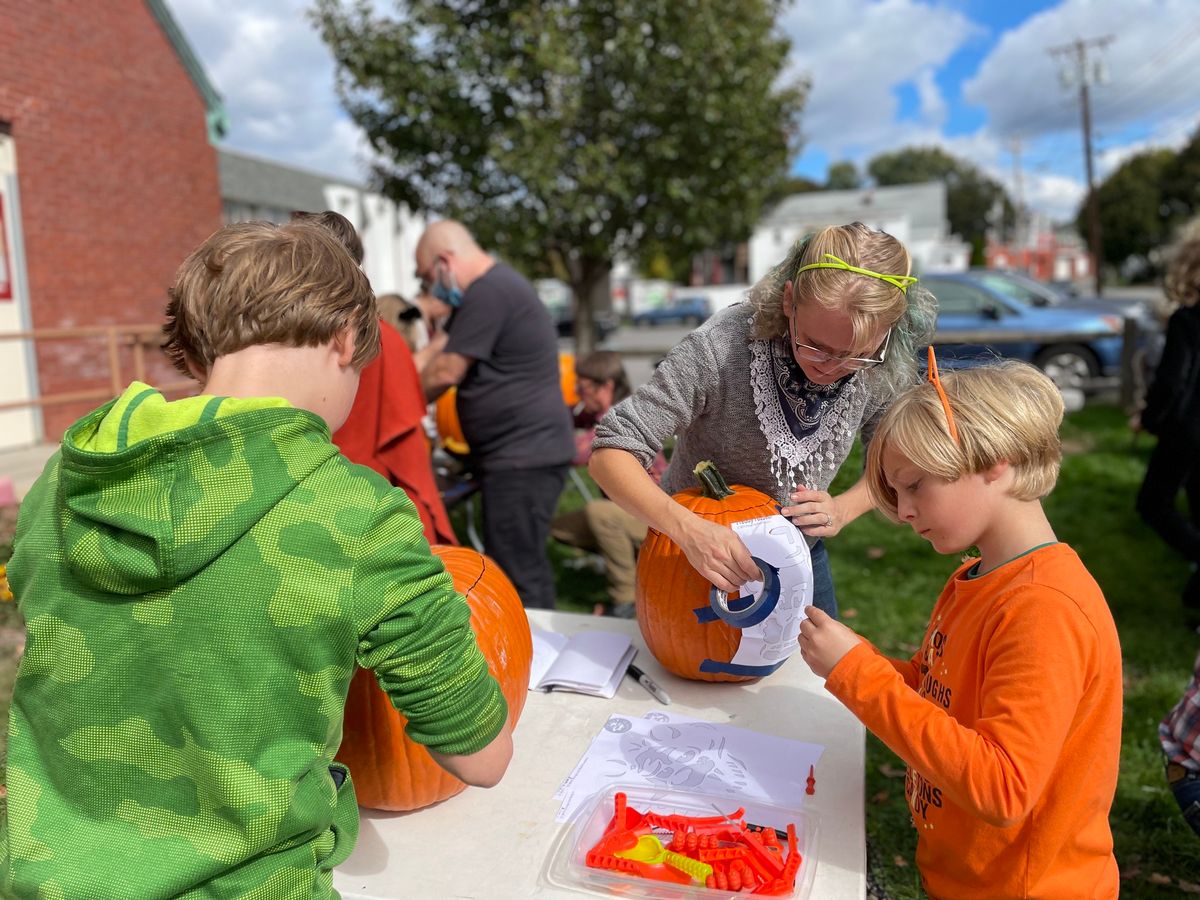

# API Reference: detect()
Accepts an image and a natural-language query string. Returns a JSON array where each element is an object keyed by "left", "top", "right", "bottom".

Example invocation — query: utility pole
[
  {"left": 1049, "top": 35, "right": 1113, "bottom": 296},
  {"left": 1009, "top": 136, "right": 1025, "bottom": 248}
]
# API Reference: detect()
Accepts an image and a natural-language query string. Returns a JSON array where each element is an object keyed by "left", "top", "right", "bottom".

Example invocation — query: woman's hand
[
  {"left": 798, "top": 607, "right": 862, "bottom": 678},
  {"left": 781, "top": 487, "right": 844, "bottom": 538},
  {"left": 673, "top": 514, "right": 761, "bottom": 594}
]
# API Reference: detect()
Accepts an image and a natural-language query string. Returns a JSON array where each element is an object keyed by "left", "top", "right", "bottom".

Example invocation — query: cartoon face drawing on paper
[{"left": 613, "top": 722, "right": 751, "bottom": 792}]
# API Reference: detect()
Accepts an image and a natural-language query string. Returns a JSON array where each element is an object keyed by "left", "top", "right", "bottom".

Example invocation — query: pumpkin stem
[{"left": 693, "top": 460, "right": 734, "bottom": 500}]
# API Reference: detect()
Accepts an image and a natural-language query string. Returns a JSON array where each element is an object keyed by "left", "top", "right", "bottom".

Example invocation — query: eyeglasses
[
  {"left": 926, "top": 346, "right": 960, "bottom": 444},
  {"left": 790, "top": 311, "right": 892, "bottom": 372}
]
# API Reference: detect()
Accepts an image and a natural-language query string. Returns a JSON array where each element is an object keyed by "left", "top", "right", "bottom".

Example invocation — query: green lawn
[{"left": 3, "top": 404, "right": 1198, "bottom": 896}]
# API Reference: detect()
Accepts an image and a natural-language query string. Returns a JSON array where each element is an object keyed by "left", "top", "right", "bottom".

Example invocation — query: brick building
[{"left": 0, "top": 1, "right": 225, "bottom": 445}]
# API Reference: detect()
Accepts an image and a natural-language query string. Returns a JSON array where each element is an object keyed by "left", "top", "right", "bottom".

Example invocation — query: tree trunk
[{"left": 569, "top": 258, "right": 611, "bottom": 357}]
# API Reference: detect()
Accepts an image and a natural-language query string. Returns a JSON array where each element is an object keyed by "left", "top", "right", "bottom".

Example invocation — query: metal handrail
[{"left": 0, "top": 324, "right": 194, "bottom": 413}]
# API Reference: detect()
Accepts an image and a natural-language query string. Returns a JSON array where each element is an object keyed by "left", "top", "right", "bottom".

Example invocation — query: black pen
[{"left": 627, "top": 663, "right": 671, "bottom": 705}]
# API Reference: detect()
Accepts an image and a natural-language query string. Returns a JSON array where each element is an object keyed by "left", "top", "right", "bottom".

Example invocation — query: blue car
[
  {"left": 923, "top": 274, "right": 1125, "bottom": 392},
  {"left": 632, "top": 295, "right": 712, "bottom": 327}
]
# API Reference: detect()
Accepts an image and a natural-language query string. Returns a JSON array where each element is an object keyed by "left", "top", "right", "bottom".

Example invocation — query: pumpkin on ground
[
  {"left": 336, "top": 545, "right": 532, "bottom": 811},
  {"left": 635, "top": 461, "right": 779, "bottom": 683}
]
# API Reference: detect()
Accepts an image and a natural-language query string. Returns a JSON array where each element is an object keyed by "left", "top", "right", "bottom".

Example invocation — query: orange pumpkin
[
  {"left": 558, "top": 352, "right": 579, "bottom": 407},
  {"left": 336, "top": 545, "right": 532, "bottom": 810},
  {"left": 435, "top": 387, "right": 470, "bottom": 455},
  {"left": 635, "top": 461, "right": 779, "bottom": 683}
]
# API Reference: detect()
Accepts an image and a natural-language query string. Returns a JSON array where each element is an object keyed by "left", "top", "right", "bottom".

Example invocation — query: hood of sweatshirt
[{"left": 57, "top": 382, "right": 338, "bottom": 595}]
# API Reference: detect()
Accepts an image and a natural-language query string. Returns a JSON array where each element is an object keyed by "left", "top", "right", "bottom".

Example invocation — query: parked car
[
  {"left": 631, "top": 295, "right": 712, "bottom": 327},
  {"left": 966, "top": 268, "right": 1158, "bottom": 334},
  {"left": 923, "top": 273, "right": 1125, "bottom": 392},
  {"left": 544, "top": 299, "right": 619, "bottom": 342}
]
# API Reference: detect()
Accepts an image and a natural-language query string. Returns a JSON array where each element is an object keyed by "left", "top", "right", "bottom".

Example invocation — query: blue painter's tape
[
  {"left": 698, "top": 657, "right": 789, "bottom": 677},
  {"left": 707, "top": 556, "right": 780, "bottom": 629}
]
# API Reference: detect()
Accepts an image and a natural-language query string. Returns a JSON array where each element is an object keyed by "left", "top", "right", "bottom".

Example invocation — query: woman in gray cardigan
[{"left": 590, "top": 223, "right": 936, "bottom": 616}]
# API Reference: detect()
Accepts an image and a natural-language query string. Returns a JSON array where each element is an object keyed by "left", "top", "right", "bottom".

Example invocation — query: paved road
[{"left": 561, "top": 322, "right": 695, "bottom": 390}]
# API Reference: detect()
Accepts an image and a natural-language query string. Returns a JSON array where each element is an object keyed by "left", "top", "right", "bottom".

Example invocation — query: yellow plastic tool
[{"left": 614, "top": 834, "right": 713, "bottom": 883}]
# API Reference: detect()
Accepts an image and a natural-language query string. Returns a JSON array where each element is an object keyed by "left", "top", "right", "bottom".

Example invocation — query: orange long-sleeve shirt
[{"left": 825, "top": 543, "right": 1122, "bottom": 899}]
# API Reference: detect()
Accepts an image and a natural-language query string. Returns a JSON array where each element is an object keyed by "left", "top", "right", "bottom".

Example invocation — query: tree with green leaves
[
  {"left": 825, "top": 161, "right": 861, "bottom": 190},
  {"left": 1161, "top": 126, "right": 1200, "bottom": 227},
  {"left": 315, "top": 0, "right": 808, "bottom": 352},
  {"left": 1076, "top": 148, "right": 1174, "bottom": 277},
  {"left": 867, "top": 146, "right": 1012, "bottom": 264}
]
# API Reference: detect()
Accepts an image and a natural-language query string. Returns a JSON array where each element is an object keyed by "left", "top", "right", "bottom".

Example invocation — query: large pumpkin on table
[
  {"left": 336, "top": 546, "right": 532, "bottom": 811},
  {"left": 434, "top": 353, "right": 579, "bottom": 455},
  {"left": 635, "top": 461, "right": 779, "bottom": 683}
]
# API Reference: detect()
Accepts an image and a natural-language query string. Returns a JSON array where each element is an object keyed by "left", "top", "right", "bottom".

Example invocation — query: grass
[{"left": 3, "top": 405, "right": 1197, "bottom": 895}]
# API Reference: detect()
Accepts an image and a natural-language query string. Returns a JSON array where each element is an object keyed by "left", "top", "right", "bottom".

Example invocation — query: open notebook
[{"left": 529, "top": 627, "right": 637, "bottom": 699}]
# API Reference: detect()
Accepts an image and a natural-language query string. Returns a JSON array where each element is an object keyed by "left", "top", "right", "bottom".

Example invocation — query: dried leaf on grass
[
  {"left": 866, "top": 547, "right": 886, "bottom": 560},
  {"left": 842, "top": 608, "right": 858, "bottom": 619},
  {"left": 870, "top": 790, "right": 890, "bottom": 804},
  {"left": 892, "top": 855, "right": 908, "bottom": 868},
  {"left": 878, "top": 763, "right": 906, "bottom": 779},
  {"left": 1178, "top": 880, "right": 1200, "bottom": 894},
  {"left": 1149, "top": 873, "right": 1173, "bottom": 885}
]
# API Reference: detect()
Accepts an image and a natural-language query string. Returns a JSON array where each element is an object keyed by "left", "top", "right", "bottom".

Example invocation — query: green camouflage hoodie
[{"left": 2, "top": 383, "right": 506, "bottom": 899}]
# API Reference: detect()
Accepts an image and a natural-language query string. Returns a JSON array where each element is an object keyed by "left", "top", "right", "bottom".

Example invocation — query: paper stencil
[{"left": 724, "top": 515, "right": 813, "bottom": 670}]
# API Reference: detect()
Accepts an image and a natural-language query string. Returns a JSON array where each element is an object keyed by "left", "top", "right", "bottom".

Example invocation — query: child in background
[
  {"left": 2, "top": 221, "right": 512, "bottom": 897},
  {"left": 550, "top": 351, "right": 667, "bottom": 618},
  {"left": 799, "top": 357, "right": 1122, "bottom": 898},
  {"left": 1161, "top": 650, "right": 1200, "bottom": 836}
]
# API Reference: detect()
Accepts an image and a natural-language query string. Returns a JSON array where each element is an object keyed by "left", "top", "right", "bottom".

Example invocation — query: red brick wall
[{"left": 0, "top": 1, "right": 219, "bottom": 437}]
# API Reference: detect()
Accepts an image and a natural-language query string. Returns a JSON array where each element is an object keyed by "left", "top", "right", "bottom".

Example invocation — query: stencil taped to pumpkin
[
  {"left": 635, "top": 461, "right": 810, "bottom": 682},
  {"left": 707, "top": 516, "right": 812, "bottom": 675},
  {"left": 336, "top": 545, "right": 532, "bottom": 811}
]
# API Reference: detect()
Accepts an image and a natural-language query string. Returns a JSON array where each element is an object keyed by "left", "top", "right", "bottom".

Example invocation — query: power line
[{"left": 1048, "top": 35, "right": 1114, "bottom": 296}]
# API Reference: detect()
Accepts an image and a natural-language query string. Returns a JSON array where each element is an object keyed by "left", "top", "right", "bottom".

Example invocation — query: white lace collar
[{"left": 747, "top": 321, "right": 874, "bottom": 499}]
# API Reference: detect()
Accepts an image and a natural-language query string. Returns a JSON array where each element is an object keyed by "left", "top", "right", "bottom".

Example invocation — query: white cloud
[
  {"left": 1095, "top": 107, "right": 1199, "bottom": 177},
  {"left": 168, "top": 0, "right": 372, "bottom": 182},
  {"left": 1024, "top": 172, "right": 1086, "bottom": 222},
  {"left": 915, "top": 68, "right": 947, "bottom": 129},
  {"left": 962, "top": 0, "right": 1200, "bottom": 140},
  {"left": 779, "top": 0, "right": 981, "bottom": 159}
]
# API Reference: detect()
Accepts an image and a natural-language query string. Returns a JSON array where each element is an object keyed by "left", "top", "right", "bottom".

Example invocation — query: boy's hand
[{"left": 798, "top": 607, "right": 863, "bottom": 678}]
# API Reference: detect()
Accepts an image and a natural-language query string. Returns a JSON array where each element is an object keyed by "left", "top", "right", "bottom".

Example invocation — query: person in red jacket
[
  {"left": 294, "top": 210, "right": 456, "bottom": 546},
  {"left": 799, "top": 357, "right": 1122, "bottom": 899}
]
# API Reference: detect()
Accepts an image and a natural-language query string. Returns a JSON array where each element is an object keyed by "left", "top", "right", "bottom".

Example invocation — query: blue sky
[{"left": 172, "top": 0, "right": 1200, "bottom": 223}]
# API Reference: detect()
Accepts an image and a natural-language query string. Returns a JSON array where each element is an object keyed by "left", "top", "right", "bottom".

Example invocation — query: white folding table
[{"left": 334, "top": 608, "right": 866, "bottom": 899}]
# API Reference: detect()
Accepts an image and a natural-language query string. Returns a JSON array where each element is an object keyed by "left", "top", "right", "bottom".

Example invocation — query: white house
[
  {"left": 748, "top": 181, "right": 970, "bottom": 281},
  {"left": 219, "top": 149, "right": 426, "bottom": 300}
]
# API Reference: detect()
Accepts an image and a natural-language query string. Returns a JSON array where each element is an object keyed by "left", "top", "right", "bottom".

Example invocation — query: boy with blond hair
[
  {"left": 799, "top": 357, "right": 1122, "bottom": 899},
  {"left": 2, "top": 221, "right": 513, "bottom": 898}
]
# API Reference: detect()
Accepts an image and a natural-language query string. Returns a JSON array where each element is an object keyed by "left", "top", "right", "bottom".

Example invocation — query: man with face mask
[{"left": 417, "top": 220, "right": 574, "bottom": 609}]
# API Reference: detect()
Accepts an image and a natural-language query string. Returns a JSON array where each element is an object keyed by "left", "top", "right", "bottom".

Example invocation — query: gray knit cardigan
[{"left": 593, "top": 302, "right": 897, "bottom": 504}]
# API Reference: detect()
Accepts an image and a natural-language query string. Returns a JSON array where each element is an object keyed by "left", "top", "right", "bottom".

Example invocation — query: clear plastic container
[{"left": 540, "top": 783, "right": 819, "bottom": 899}]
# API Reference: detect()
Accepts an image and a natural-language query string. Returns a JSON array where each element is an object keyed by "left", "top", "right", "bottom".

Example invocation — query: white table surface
[{"left": 333, "top": 609, "right": 866, "bottom": 899}]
